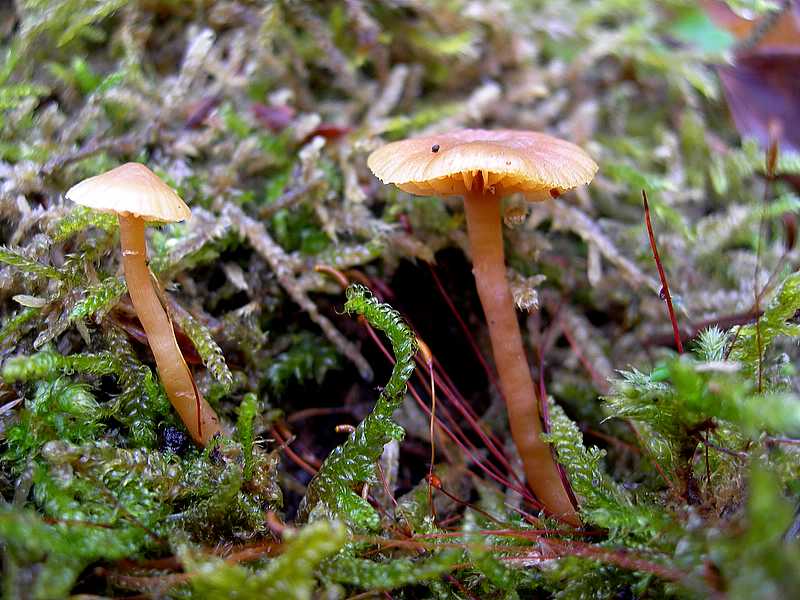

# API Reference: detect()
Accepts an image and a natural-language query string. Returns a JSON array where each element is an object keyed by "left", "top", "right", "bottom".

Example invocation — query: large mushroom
[
  {"left": 66, "top": 163, "right": 222, "bottom": 445},
  {"left": 368, "top": 129, "right": 597, "bottom": 525}
]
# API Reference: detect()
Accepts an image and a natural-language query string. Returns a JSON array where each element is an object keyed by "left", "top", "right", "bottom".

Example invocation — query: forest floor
[{"left": 2, "top": 1, "right": 800, "bottom": 598}]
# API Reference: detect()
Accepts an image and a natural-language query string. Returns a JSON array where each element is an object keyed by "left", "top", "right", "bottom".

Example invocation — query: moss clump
[{"left": 299, "top": 284, "right": 416, "bottom": 530}]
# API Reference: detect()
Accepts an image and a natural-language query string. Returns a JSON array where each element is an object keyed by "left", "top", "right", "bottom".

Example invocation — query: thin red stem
[
  {"left": 642, "top": 190, "right": 683, "bottom": 353},
  {"left": 429, "top": 264, "right": 500, "bottom": 389},
  {"left": 362, "top": 322, "right": 538, "bottom": 503}
]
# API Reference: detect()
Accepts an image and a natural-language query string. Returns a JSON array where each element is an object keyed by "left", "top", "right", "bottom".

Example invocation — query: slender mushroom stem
[
  {"left": 462, "top": 185, "right": 579, "bottom": 525},
  {"left": 118, "top": 215, "right": 221, "bottom": 445}
]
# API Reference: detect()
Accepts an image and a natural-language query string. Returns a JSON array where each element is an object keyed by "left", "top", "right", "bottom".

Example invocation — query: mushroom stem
[
  {"left": 462, "top": 189, "right": 579, "bottom": 525},
  {"left": 118, "top": 216, "right": 221, "bottom": 445}
]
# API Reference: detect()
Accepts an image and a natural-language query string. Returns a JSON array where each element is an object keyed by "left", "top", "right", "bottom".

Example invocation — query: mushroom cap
[
  {"left": 367, "top": 129, "right": 598, "bottom": 199},
  {"left": 65, "top": 162, "right": 192, "bottom": 222}
]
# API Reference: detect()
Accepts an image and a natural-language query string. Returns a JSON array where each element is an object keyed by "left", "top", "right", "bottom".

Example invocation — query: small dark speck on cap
[
  {"left": 431, "top": 144, "right": 440, "bottom": 153},
  {"left": 549, "top": 188, "right": 561, "bottom": 198}
]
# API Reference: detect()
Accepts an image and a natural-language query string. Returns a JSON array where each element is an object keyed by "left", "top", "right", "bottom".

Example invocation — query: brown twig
[
  {"left": 752, "top": 124, "right": 781, "bottom": 392},
  {"left": 642, "top": 190, "right": 683, "bottom": 353},
  {"left": 40, "top": 126, "right": 156, "bottom": 177}
]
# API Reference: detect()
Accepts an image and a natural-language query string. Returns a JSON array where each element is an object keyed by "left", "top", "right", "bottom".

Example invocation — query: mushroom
[
  {"left": 368, "top": 129, "right": 597, "bottom": 525},
  {"left": 66, "top": 163, "right": 222, "bottom": 445}
]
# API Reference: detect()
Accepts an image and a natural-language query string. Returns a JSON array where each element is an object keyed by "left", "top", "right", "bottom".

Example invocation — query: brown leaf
[
  {"left": 718, "top": 50, "right": 800, "bottom": 153},
  {"left": 703, "top": 0, "right": 800, "bottom": 50}
]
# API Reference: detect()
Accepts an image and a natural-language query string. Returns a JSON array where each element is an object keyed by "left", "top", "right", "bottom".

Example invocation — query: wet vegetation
[{"left": 2, "top": 0, "right": 800, "bottom": 598}]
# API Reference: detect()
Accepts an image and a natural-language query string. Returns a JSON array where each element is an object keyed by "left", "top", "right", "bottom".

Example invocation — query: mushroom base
[{"left": 463, "top": 189, "right": 579, "bottom": 525}]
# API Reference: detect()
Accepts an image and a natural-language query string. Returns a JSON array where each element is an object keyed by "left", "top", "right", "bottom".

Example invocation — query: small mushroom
[
  {"left": 368, "top": 129, "right": 597, "bottom": 525},
  {"left": 66, "top": 163, "right": 222, "bottom": 445}
]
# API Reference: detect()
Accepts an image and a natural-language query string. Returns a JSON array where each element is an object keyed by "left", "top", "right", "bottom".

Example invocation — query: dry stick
[
  {"left": 724, "top": 132, "right": 783, "bottom": 363},
  {"left": 259, "top": 179, "right": 321, "bottom": 219},
  {"left": 224, "top": 203, "right": 373, "bottom": 380},
  {"left": 753, "top": 126, "right": 781, "bottom": 393},
  {"left": 40, "top": 126, "right": 155, "bottom": 176},
  {"left": 642, "top": 190, "right": 683, "bottom": 354}
]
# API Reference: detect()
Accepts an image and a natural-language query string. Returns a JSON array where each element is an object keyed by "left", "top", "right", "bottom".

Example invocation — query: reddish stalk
[
  {"left": 412, "top": 353, "right": 521, "bottom": 486},
  {"left": 270, "top": 426, "right": 318, "bottom": 477},
  {"left": 642, "top": 190, "right": 683, "bottom": 354},
  {"left": 430, "top": 355, "right": 515, "bottom": 471},
  {"left": 351, "top": 534, "right": 695, "bottom": 590},
  {"left": 429, "top": 264, "right": 499, "bottom": 390},
  {"left": 375, "top": 460, "right": 399, "bottom": 509},
  {"left": 625, "top": 420, "right": 680, "bottom": 494},
  {"left": 766, "top": 436, "right": 800, "bottom": 446},
  {"left": 352, "top": 268, "right": 529, "bottom": 498},
  {"left": 427, "top": 475, "right": 509, "bottom": 526},
  {"left": 362, "top": 322, "right": 538, "bottom": 503},
  {"left": 581, "top": 426, "right": 641, "bottom": 454},
  {"left": 408, "top": 368, "right": 535, "bottom": 501},
  {"left": 287, "top": 406, "right": 354, "bottom": 423},
  {"left": 417, "top": 337, "right": 438, "bottom": 517}
]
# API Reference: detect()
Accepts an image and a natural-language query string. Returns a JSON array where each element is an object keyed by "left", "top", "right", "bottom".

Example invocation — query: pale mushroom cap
[
  {"left": 65, "top": 162, "right": 192, "bottom": 222},
  {"left": 367, "top": 129, "right": 598, "bottom": 199}
]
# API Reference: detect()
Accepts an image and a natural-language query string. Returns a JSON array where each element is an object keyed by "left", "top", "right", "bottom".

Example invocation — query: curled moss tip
[{"left": 300, "top": 284, "right": 416, "bottom": 529}]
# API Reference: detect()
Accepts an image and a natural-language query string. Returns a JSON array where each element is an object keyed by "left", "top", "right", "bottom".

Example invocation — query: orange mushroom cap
[
  {"left": 367, "top": 129, "right": 598, "bottom": 199},
  {"left": 66, "top": 162, "right": 191, "bottom": 223}
]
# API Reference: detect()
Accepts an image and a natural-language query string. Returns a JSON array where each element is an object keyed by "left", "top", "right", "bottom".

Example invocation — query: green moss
[
  {"left": 186, "top": 520, "right": 347, "bottom": 599},
  {"left": 324, "top": 545, "right": 462, "bottom": 590},
  {"left": 299, "top": 284, "right": 416, "bottom": 530},
  {"left": 3, "top": 0, "right": 800, "bottom": 597},
  {"left": 544, "top": 399, "right": 665, "bottom": 538},
  {"left": 49, "top": 206, "right": 118, "bottom": 242},
  {"left": 0, "top": 246, "right": 62, "bottom": 281},
  {"left": 236, "top": 392, "right": 259, "bottom": 480},
  {"left": 266, "top": 331, "right": 340, "bottom": 393}
]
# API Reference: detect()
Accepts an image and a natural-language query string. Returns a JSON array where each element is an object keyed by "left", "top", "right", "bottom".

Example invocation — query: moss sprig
[
  {"left": 49, "top": 205, "right": 118, "bottom": 242},
  {"left": 174, "top": 310, "right": 234, "bottom": 393},
  {"left": 185, "top": 520, "right": 347, "bottom": 599},
  {"left": 0, "top": 246, "right": 62, "bottom": 281},
  {"left": 299, "top": 284, "right": 416, "bottom": 530}
]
